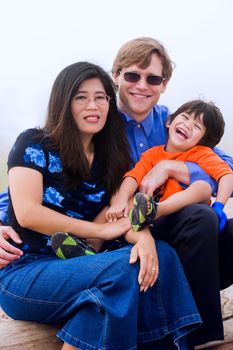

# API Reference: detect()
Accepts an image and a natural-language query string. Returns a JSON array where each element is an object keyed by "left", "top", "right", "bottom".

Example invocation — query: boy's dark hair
[{"left": 168, "top": 100, "right": 225, "bottom": 148}]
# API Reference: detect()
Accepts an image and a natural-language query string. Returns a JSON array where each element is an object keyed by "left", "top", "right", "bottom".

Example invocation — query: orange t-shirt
[{"left": 124, "top": 145, "right": 233, "bottom": 201}]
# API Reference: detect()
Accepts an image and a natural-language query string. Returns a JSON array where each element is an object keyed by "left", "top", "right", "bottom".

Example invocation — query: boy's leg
[{"left": 51, "top": 207, "right": 110, "bottom": 259}]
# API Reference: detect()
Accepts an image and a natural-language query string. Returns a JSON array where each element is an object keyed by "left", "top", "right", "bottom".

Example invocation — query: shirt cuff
[
  {"left": 0, "top": 211, "right": 8, "bottom": 225},
  {"left": 185, "top": 161, "right": 217, "bottom": 195}
]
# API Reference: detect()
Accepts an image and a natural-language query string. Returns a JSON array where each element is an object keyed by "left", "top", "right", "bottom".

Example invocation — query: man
[{"left": 1, "top": 37, "right": 233, "bottom": 346}]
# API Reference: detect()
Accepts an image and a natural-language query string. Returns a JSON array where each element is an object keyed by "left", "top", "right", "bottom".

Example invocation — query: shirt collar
[{"left": 120, "top": 111, "right": 153, "bottom": 137}]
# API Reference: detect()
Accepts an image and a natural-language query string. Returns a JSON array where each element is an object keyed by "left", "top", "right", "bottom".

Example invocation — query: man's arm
[
  {"left": 0, "top": 189, "right": 9, "bottom": 224},
  {"left": 0, "top": 225, "right": 23, "bottom": 268},
  {"left": 214, "top": 147, "right": 233, "bottom": 170},
  {"left": 0, "top": 189, "right": 24, "bottom": 268}
]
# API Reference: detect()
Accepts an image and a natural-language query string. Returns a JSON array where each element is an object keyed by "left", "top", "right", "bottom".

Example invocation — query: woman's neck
[{"left": 82, "top": 137, "right": 94, "bottom": 166}]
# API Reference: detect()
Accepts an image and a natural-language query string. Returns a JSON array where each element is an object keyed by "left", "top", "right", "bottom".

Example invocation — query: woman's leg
[
  {"left": 0, "top": 243, "right": 201, "bottom": 350},
  {"left": 0, "top": 246, "right": 140, "bottom": 350},
  {"left": 62, "top": 344, "right": 79, "bottom": 350},
  {"left": 137, "top": 240, "right": 201, "bottom": 350}
]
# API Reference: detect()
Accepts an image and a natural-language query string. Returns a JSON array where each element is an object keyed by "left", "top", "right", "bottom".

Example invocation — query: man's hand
[
  {"left": 212, "top": 202, "right": 228, "bottom": 232},
  {"left": 140, "top": 160, "right": 170, "bottom": 197},
  {"left": 0, "top": 226, "right": 23, "bottom": 268},
  {"left": 129, "top": 230, "right": 158, "bottom": 292}
]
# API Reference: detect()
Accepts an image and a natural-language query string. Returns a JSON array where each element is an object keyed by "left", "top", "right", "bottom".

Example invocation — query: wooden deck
[{"left": 0, "top": 308, "right": 60, "bottom": 350}]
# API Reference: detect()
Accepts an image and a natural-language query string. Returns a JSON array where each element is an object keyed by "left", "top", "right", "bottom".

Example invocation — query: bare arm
[
  {"left": 9, "top": 167, "right": 131, "bottom": 241},
  {"left": 90, "top": 205, "right": 159, "bottom": 291},
  {"left": 140, "top": 160, "right": 190, "bottom": 197},
  {"left": 127, "top": 227, "right": 158, "bottom": 292},
  {"left": 215, "top": 174, "right": 233, "bottom": 205},
  {"left": 156, "top": 180, "right": 212, "bottom": 218},
  {"left": 106, "top": 177, "right": 138, "bottom": 222}
]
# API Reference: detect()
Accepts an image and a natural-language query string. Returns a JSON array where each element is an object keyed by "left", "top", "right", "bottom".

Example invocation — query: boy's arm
[
  {"left": 212, "top": 174, "right": 233, "bottom": 232},
  {"left": 140, "top": 146, "right": 233, "bottom": 198},
  {"left": 106, "top": 177, "right": 138, "bottom": 222},
  {"left": 215, "top": 174, "right": 233, "bottom": 205},
  {"left": 139, "top": 160, "right": 216, "bottom": 197},
  {"left": 156, "top": 180, "right": 212, "bottom": 217}
]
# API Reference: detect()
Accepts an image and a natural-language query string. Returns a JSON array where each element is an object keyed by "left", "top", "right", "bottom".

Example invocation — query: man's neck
[{"left": 118, "top": 102, "right": 150, "bottom": 123}]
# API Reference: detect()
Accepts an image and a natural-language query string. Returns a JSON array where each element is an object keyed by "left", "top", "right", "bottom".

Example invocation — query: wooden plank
[{"left": 0, "top": 308, "right": 60, "bottom": 349}]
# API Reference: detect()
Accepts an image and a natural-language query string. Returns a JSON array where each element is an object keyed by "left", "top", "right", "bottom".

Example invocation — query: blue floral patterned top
[{"left": 7, "top": 129, "right": 109, "bottom": 254}]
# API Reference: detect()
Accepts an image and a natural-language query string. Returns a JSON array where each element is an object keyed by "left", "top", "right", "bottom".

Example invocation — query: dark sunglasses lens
[
  {"left": 147, "top": 75, "right": 163, "bottom": 85},
  {"left": 124, "top": 72, "right": 140, "bottom": 83}
]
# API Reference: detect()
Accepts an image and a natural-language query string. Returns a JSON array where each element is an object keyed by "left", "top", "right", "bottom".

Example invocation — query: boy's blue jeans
[{"left": 0, "top": 241, "right": 201, "bottom": 350}]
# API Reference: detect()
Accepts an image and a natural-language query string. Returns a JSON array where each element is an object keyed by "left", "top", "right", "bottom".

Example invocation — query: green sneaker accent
[
  {"left": 85, "top": 250, "right": 96, "bottom": 255},
  {"left": 139, "top": 209, "right": 146, "bottom": 223},
  {"left": 56, "top": 247, "right": 66, "bottom": 259},
  {"left": 132, "top": 224, "right": 140, "bottom": 232},
  {"left": 63, "top": 236, "right": 77, "bottom": 246},
  {"left": 133, "top": 196, "right": 138, "bottom": 206}
]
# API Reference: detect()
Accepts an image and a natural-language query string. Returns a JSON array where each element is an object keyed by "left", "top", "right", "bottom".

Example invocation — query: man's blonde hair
[{"left": 112, "top": 37, "right": 174, "bottom": 81}]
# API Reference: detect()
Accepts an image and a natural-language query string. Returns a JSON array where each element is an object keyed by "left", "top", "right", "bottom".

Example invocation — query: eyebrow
[{"left": 76, "top": 90, "right": 106, "bottom": 94}]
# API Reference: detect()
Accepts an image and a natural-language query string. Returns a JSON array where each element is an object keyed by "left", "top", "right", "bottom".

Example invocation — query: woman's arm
[
  {"left": 9, "top": 167, "right": 131, "bottom": 240},
  {"left": 128, "top": 228, "right": 158, "bottom": 292}
]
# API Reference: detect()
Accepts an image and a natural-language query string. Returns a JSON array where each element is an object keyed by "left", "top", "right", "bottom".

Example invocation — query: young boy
[{"left": 106, "top": 99, "right": 233, "bottom": 234}]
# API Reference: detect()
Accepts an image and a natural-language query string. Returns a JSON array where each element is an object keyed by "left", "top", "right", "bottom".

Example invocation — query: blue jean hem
[
  {"left": 137, "top": 313, "right": 201, "bottom": 342},
  {"left": 57, "top": 329, "right": 137, "bottom": 350}
]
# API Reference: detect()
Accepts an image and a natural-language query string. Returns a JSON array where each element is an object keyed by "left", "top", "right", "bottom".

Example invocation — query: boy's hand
[
  {"left": 212, "top": 202, "right": 227, "bottom": 232},
  {"left": 106, "top": 202, "right": 129, "bottom": 223}
]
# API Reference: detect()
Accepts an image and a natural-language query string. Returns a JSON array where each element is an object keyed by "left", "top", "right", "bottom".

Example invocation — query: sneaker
[
  {"left": 51, "top": 232, "right": 96, "bottom": 259},
  {"left": 129, "top": 192, "right": 158, "bottom": 232}
]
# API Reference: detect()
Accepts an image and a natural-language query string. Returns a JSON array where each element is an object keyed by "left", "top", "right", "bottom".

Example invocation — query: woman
[{"left": 0, "top": 62, "right": 201, "bottom": 350}]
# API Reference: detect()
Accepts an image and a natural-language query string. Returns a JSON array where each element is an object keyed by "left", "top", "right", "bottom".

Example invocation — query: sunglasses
[{"left": 123, "top": 72, "right": 165, "bottom": 86}]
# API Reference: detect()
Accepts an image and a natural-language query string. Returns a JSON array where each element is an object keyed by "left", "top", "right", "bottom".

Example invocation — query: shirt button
[
  {"left": 139, "top": 143, "right": 144, "bottom": 147},
  {"left": 137, "top": 124, "right": 141, "bottom": 128}
]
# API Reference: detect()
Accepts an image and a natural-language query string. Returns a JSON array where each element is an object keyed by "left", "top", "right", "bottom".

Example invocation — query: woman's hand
[
  {"left": 0, "top": 226, "right": 23, "bottom": 268},
  {"left": 129, "top": 229, "right": 158, "bottom": 292},
  {"left": 98, "top": 218, "right": 131, "bottom": 240}
]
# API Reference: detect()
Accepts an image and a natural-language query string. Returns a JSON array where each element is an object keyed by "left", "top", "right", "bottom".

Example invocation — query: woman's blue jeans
[{"left": 0, "top": 241, "right": 201, "bottom": 350}]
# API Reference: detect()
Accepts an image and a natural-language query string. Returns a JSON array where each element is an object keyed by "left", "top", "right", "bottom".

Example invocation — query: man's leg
[
  {"left": 219, "top": 218, "right": 233, "bottom": 289},
  {"left": 153, "top": 204, "right": 223, "bottom": 345}
]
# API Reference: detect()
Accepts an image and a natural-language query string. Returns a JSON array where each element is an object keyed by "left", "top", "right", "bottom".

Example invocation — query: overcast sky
[{"left": 0, "top": 0, "right": 232, "bottom": 173}]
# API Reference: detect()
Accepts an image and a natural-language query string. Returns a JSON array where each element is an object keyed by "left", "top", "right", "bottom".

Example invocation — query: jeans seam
[
  {"left": 86, "top": 289, "right": 103, "bottom": 310},
  {"left": 0, "top": 283, "right": 62, "bottom": 305}
]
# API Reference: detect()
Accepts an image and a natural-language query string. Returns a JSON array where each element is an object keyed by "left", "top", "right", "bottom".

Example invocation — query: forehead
[
  {"left": 123, "top": 53, "right": 163, "bottom": 75},
  {"left": 182, "top": 111, "right": 204, "bottom": 123},
  {"left": 77, "top": 78, "right": 105, "bottom": 92}
]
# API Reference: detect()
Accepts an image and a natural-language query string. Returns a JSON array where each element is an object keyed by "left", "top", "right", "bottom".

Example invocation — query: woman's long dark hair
[{"left": 43, "top": 62, "right": 131, "bottom": 196}]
